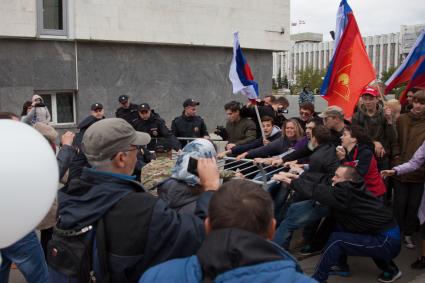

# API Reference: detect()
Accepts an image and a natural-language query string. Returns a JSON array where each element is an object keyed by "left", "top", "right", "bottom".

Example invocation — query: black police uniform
[
  {"left": 115, "top": 103, "right": 139, "bottom": 126},
  {"left": 133, "top": 111, "right": 181, "bottom": 151},
  {"left": 171, "top": 113, "right": 209, "bottom": 147}
]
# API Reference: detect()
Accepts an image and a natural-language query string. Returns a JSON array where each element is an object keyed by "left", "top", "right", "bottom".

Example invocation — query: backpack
[{"left": 47, "top": 218, "right": 109, "bottom": 283}]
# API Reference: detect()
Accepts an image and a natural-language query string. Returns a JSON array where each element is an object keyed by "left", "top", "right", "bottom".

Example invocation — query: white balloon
[{"left": 0, "top": 120, "right": 58, "bottom": 248}]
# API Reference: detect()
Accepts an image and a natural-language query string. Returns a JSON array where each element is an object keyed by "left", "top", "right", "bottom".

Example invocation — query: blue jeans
[
  {"left": 273, "top": 200, "right": 329, "bottom": 250},
  {"left": 0, "top": 231, "right": 48, "bottom": 283},
  {"left": 267, "top": 182, "right": 291, "bottom": 224},
  {"left": 313, "top": 226, "right": 401, "bottom": 282}
]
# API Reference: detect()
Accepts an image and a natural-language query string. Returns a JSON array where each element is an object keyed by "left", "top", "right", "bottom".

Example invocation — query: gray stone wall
[{"left": 0, "top": 38, "right": 273, "bottom": 130}]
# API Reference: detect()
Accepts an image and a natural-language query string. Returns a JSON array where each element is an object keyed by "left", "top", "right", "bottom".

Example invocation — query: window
[
  {"left": 37, "top": 0, "right": 68, "bottom": 36},
  {"left": 390, "top": 43, "right": 396, "bottom": 68},
  {"left": 37, "top": 91, "right": 76, "bottom": 125},
  {"left": 375, "top": 45, "right": 381, "bottom": 74}
]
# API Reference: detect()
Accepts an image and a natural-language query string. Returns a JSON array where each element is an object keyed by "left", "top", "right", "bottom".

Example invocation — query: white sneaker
[{"left": 403, "top": 236, "right": 415, "bottom": 249}]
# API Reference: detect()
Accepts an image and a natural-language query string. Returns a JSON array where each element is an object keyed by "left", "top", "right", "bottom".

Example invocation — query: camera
[
  {"left": 214, "top": 126, "right": 228, "bottom": 140},
  {"left": 277, "top": 109, "right": 289, "bottom": 114}
]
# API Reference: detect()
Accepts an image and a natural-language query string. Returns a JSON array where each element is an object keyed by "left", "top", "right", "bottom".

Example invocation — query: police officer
[
  {"left": 171, "top": 98, "right": 209, "bottom": 147},
  {"left": 133, "top": 103, "right": 181, "bottom": 152},
  {"left": 115, "top": 95, "right": 139, "bottom": 126}
]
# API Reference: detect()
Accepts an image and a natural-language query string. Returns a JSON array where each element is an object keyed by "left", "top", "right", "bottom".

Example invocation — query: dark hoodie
[{"left": 57, "top": 168, "right": 212, "bottom": 282}]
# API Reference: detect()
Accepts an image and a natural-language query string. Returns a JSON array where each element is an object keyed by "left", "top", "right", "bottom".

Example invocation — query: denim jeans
[
  {"left": 313, "top": 226, "right": 401, "bottom": 282},
  {"left": 0, "top": 231, "right": 48, "bottom": 283},
  {"left": 273, "top": 200, "right": 329, "bottom": 250}
]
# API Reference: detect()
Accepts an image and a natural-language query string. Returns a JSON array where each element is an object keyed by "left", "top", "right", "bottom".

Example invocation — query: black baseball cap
[
  {"left": 91, "top": 103, "right": 103, "bottom": 111},
  {"left": 139, "top": 103, "right": 150, "bottom": 111},
  {"left": 118, "top": 95, "right": 129, "bottom": 103},
  {"left": 183, "top": 98, "right": 200, "bottom": 108}
]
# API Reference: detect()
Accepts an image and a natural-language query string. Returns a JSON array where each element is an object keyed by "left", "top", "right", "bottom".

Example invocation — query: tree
[
  {"left": 282, "top": 75, "right": 289, "bottom": 89},
  {"left": 293, "top": 67, "right": 326, "bottom": 95},
  {"left": 380, "top": 66, "right": 405, "bottom": 99},
  {"left": 277, "top": 69, "right": 282, "bottom": 89}
]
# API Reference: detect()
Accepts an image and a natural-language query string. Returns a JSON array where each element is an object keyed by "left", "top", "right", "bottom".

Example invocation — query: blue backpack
[{"left": 47, "top": 218, "right": 109, "bottom": 283}]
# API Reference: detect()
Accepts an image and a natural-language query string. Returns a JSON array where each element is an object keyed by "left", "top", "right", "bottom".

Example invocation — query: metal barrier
[{"left": 217, "top": 157, "right": 286, "bottom": 188}]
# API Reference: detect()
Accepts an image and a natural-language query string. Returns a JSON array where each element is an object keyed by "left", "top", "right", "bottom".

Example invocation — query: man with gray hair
[{"left": 49, "top": 118, "right": 220, "bottom": 282}]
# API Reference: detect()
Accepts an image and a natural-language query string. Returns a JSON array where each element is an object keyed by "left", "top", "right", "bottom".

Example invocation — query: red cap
[{"left": 361, "top": 86, "right": 380, "bottom": 97}]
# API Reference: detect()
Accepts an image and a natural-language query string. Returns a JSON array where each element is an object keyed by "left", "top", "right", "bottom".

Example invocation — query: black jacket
[
  {"left": 291, "top": 172, "right": 396, "bottom": 234},
  {"left": 133, "top": 112, "right": 181, "bottom": 151},
  {"left": 68, "top": 115, "right": 103, "bottom": 182},
  {"left": 171, "top": 113, "right": 208, "bottom": 147},
  {"left": 57, "top": 168, "right": 212, "bottom": 282},
  {"left": 157, "top": 178, "right": 201, "bottom": 214},
  {"left": 115, "top": 103, "right": 139, "bottom": 126},
  {"left": 308, "top": 143, "right": 339, "bottom": 175}
]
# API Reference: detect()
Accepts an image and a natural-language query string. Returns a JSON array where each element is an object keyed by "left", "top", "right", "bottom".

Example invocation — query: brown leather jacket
[{"left": 392, "top": 111, "right": 425, "bottom": 183}]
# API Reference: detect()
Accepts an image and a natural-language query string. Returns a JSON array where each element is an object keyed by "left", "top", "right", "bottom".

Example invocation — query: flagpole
[{"left": 254, "top": 105, "right": 266, "bottom": 140}]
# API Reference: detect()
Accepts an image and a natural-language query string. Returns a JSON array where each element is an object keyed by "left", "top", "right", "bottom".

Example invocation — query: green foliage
[
  {"left": 282, "top": 75, "right": 289, "bottom": 89},
  {"left": 380, "top": 66, "right": 397, "bottom": 83},
  {"left": 293, "top": 67, "right": 326, "bottom": 95}
]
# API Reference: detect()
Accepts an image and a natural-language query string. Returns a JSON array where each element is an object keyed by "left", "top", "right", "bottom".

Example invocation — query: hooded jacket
[
  {"left": 352, "top": 104, "right": 396, "bottom": 153},
  {"left": 139, "top": 228, "right": 315, "bottom": 283},
  {"left": 231, "top": 126, "right": 281, "bottom": 156},
  {"left": 291, "top": 172, "right": 397, "bottom": 235},
  {"left": 22, "top": 95, "right": 51, "bottom": 124},
  {"left": 56, "top": 168, "right": 212, "bottom": 282}
]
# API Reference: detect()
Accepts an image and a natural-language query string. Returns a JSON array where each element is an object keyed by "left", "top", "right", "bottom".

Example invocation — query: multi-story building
[
  {"left": 0, "top": 0, "right": 290, "bottom": 129},
  {"left": 273, "top": 23, "right": 425, "bottom": 85}
]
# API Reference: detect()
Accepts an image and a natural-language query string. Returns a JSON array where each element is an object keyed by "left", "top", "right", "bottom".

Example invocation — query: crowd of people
[{"left": 0, "top": 86, "right": 424, "bottom": 283}]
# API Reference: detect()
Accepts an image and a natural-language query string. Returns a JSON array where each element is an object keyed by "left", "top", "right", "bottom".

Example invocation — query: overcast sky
[{"left": 291, "top": 0, "right": 425, "bottom": 40}]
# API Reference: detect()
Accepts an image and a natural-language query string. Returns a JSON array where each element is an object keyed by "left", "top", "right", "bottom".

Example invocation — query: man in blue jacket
[
  {"left": 49, "top": 118, "right": 220, "bottom": 282},
  {"left": 139, "top": 179, "right": 315, "bottom": 283}
]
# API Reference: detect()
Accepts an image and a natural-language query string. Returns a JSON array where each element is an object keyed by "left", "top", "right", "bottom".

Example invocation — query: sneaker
[
  {"left": 299, "top": 245, "right": 322, "bottom": 256},
  {"left": 411, "top": 257, "right": 425, "bottom": 269},
  {"left": 377, "top": 270, "right": 402, "bottom": 283},
  {"left": 404, "top": 236, "right": 416, "bottom": 249},
  {"left": 329, "top": 264, "right": 352, "bottom": 277}
]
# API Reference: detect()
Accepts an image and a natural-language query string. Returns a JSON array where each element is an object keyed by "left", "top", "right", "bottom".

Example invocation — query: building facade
[
  {"left": 273, "top": 23, "right": 425, "bottom": 85},
  {"left": 0, "top": 0, "right": 290, "bottom": 129}
]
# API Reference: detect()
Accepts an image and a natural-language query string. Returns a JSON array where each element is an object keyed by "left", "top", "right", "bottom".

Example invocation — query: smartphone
[{"left": 187, "top": 156, "right": 199, "bottom": 176}]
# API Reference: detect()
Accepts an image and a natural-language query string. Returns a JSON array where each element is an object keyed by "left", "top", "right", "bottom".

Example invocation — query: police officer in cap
[
  {"left": 115, "top": 94, "right": 139, "bottom": 126},
  {"left": 171, "top": 98, "right": 209, "bottom": 147},
  {"left": 133, "top": 103, "right": 181, "bottom": 152}
]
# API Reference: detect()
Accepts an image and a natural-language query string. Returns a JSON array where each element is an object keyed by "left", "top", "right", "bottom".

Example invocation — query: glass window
[
  {"left": 36, "top": 91, "right": 76, "bottom": 125},
  {"left": 37, "top": 0, "right": 68, "bottom": 36}
]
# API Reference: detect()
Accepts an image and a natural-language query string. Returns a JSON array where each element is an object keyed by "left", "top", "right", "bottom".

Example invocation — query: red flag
[{"left": 324, "top": 14, "right": 375, "bottom": 118}]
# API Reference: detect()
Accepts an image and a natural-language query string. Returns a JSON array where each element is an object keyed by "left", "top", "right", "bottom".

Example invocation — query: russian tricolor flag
[
  {"left": 320, "top": 0, "right": 353, "bottom": 96},
  {"left": 385, "top": 30, "right": 425, "bottom": 103},
  {"left": 229, "top": 32, "right": 259, "bottom": 100}
]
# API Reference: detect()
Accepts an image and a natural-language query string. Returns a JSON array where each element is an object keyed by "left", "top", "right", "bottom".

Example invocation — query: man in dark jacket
[
  {"left": 139, "top": 179, "right": 314, "bottom": 283},
  {"left": 67, "top": 103, "right": 105, "bottom": 182},
  {"left": 223, "top": 101, "right": 257, "bottom": 151},
  {"left": 171, "top": 98, "right": 209, "bottom": 147},
  {"left": 352, "top": 86, "right": 396, "bottom": 170},
  {"left": 277, "top": 166, "right": 401, "bottom": 283},
  {"left": 271, "top": 125, "right": 339, "bottom": 250},
  {"left": 49, "top": 118, "right": 220, "bottom": 282},
  {"left": 115, "top": 95, "right": 139, "bottom": 126},
  {"left": 133, "top": 103, "right": 181, "bottom": 152}
]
